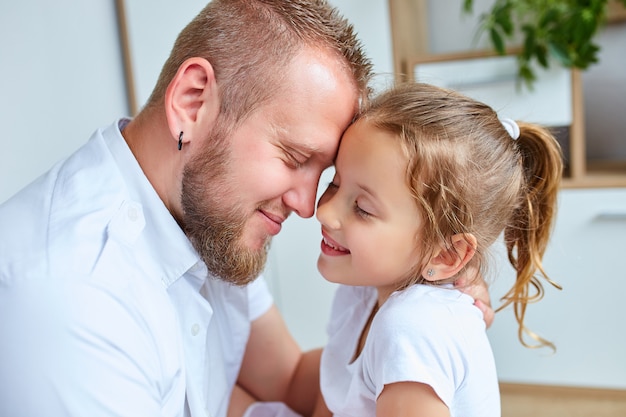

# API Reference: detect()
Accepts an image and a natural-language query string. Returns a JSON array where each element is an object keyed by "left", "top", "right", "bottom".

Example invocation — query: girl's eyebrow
[{"left": 355, "top": 183, "right": 379, "bottom": 200}]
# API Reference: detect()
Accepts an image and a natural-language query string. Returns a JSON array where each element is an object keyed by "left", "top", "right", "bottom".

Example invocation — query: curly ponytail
[{"left": 500, "top": 122, "right": 563, "bottom": 349}]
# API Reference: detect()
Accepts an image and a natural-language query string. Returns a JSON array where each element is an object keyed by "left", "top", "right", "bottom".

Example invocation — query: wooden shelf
[
  {"left": 500, "top": 382, "right": 626, "bottom": 417},
  {"left": 608, "top": 0, "right": 626, "bottom": 23},
  {"left": 563, "top": 161, "right": 626, "bottom": 188}
]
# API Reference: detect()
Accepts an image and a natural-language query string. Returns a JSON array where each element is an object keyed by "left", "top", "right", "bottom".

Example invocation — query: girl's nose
[{"left": 316, "top": 194, "right": 341, "bottom": 230}]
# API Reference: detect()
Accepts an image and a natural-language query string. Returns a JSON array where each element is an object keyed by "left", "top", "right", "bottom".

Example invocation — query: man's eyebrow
[
  {"left": 284, "top": 141, "right": 317, "bottom": 154},
  {"left": 284, "top": 140, "right": 335, "bottom": 167},
  {"left": 270, "top": 122, "right": 335, "bottom": 166}
]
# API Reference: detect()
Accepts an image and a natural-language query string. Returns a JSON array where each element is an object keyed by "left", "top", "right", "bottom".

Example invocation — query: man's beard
[{"left": 180, "top": 125, "right": 270, "bottom": 286}]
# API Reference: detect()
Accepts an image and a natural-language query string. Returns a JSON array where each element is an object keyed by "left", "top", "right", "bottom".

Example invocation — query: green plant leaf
[
  {"left": 548, "top": 42, "right": 573, "bottom": 67},
  {"left": 539, "top": 8, "right": 559, "bottom": 30},
  {"left": 536, "top": 44, "right": 549, "bottom": 68},
  {"left": 490, "top": 27, "right": 506, "bottom": 55},
  {"left": 463, "top": 0, "right": 474, "bottom": 13},
  {"left": 522, "top": 24, "right": 536, "bottom": 59},
  {"left": 494, "top": 3, "right": 515, "bottom": 35},
  {"left": 463, "top": 0, "right": 615, "bottom": 88}
]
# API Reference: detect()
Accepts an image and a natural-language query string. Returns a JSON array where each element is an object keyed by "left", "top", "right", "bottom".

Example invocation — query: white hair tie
[{"left": 500, "top": 118, "right": 520, "bottom": 140}]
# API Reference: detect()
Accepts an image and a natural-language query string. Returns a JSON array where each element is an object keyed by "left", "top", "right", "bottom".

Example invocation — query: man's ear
[
  {"left": 422, "top": 233, "right": 477, "bottom": 282},
  {"left": 164, "top": 57, "right": 220, "bottom": 148}
]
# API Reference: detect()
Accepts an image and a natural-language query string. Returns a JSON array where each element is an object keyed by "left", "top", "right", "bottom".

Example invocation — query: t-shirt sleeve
[{"left": 363, "top": 299, "right": 469, "bottom": 408}]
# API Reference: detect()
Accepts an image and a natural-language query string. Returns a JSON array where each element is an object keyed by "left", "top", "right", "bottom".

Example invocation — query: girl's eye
[{"left": 354, "top": 202, "right": 371, "bottom": 218}]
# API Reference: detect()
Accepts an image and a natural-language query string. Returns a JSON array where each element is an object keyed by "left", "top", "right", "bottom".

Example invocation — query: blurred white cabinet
[{"left": 488, "top": 188, "right": 626, "bottom": 389}]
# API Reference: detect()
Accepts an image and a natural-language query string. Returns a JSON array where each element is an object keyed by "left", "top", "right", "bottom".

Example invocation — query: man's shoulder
[{"left": 0, "top": 131, "right": 128, "bottom": 285}]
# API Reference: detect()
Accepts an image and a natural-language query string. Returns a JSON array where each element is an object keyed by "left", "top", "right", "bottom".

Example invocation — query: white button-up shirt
[{"left": 0, "top": 120, "right": 273, "bottom": 417}]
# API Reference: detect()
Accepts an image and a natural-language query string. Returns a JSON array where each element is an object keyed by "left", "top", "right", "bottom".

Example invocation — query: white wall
[
  {"left": 0, "top": 1, "right": 128, "bottom": 202},
  {"left": 123, "top": 1, "right": 209, "bottom": 109}
]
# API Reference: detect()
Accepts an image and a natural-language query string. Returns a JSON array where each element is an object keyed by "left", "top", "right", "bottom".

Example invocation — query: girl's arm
[{"left": 376, "top": 382, "right": 450, "bottom": 417}]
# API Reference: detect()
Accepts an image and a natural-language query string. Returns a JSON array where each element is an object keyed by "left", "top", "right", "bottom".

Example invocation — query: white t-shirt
[
  {"left": 320, "top": 284, "right": 500, "bottom": 417},
  {"left": 0, "top": 120, "right": 273, "bottom": 417}
]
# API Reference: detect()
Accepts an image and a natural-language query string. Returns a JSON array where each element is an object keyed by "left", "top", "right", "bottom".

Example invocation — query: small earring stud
[
  {"left": 427, "top": 269, "right": 435, "bottom": 277},
  {"left": 178, "top": 131, "right": 184, "bottom": 151}
]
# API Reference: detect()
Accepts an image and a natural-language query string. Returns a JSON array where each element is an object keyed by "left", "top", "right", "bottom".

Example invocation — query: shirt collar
[{"left": 102, "top": 119, "right": 201, "bottom": 287}]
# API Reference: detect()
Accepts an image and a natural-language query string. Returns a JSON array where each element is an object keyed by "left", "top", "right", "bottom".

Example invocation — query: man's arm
[
  {"left": 455, "top": 266, "right": 495, "bottom": 328},
  {"left": 228, "top": 384, "right": 257, "bottom": 417},
  {"left": 235, "top": 305, "right": 322, "bottom": 416},
  {"left": 310, "top": 386, "right": 332, "bottom": 417}
]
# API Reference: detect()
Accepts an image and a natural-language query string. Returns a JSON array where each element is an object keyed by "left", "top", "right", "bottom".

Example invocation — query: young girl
[{"left": 314, "top": 82, "right": 563, "bottom": 417}]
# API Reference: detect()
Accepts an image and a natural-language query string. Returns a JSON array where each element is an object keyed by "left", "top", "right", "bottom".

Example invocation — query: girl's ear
[{"left": 422, "top": 233, "right": 477, "bottom": 282}]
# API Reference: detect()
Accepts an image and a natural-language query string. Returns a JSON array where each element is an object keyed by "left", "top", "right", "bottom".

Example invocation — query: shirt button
[
  {"left": 127, "top": 206, "right": 139, "bottom": 222},
  {"left": 191, "top": 323, "right": 200, "bottom": 336}
]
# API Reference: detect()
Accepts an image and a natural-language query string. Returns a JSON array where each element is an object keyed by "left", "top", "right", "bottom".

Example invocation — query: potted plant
[{"left": 464, "top": 0, "right": 626, "bottom": 87}]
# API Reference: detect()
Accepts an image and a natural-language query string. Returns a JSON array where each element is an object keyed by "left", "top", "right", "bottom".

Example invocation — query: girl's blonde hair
[{"left": 360, "top": 82, "right": 563, "bottom": 349}]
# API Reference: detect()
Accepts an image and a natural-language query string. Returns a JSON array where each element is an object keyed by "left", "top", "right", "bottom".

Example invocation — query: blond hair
[
  {"left": 144, "top": 0, "right": 372, "bottom": 123},
  {"left": 360, "top": 82, "right": 563, "bottom": 349}
]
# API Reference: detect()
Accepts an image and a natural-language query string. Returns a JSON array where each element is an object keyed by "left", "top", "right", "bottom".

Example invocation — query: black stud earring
[{"left": 178, "top": 131, "right": 183, "bottom": 151}]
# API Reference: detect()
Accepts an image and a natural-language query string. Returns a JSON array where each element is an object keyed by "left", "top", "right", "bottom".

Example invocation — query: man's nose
[{"left": 282, "top": 173, "right": 319, "bottom": 218}]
